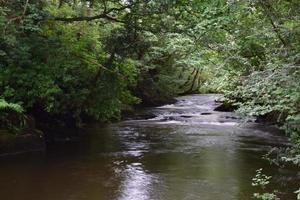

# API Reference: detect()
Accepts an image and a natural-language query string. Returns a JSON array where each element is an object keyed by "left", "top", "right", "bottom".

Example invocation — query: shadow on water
[{"left": 0, "top": 94, "right": 299, "bottom": 200}]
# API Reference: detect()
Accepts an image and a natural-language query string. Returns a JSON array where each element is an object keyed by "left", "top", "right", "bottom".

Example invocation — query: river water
[{"left": 0, "top": 94, "right": 299, "bottom": 200}]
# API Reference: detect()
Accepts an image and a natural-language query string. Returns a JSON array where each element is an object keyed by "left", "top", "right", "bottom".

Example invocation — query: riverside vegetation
[{"left": 0, "top": 0, "right": 299, "bottom": 198}]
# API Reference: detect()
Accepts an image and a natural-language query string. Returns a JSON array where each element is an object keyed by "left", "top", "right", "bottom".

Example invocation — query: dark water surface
[{"left": 0, "top": 94, "right": 299, "bottom": 200}]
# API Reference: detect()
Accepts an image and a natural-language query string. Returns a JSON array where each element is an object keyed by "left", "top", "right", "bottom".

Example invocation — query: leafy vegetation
[
  {"left": 252, "top": 169, "right": 279, "bottom": 200},
  {"left": 0, "top": 0, "right": 207, "bottom": 127},
  {"left": 0, "top": 0, "right": 299, "bottom": 198},
  {"left": 210, "top": 0, "right": 300, "bottom": 161},
  {"left": 0, "top": 0, "right": 299, "bottom": 155},
  {"left": 0, "top": 99, "right": 27, "bottom": 133}
]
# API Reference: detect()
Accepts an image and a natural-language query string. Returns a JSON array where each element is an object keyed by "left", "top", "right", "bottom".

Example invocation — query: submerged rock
[
  {"left": 201, "top": 112, "right": 212, "bottom": 115},
  {"left": 214, "top": 101, "right": 237, "bottom": 112}
]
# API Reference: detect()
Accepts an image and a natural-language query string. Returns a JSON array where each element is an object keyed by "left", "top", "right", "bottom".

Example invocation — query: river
[{"left": 0, "top": 94, "right": 299, "bottom": 200}]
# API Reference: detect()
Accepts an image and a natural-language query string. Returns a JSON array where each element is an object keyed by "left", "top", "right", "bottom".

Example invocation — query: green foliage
[
  {"left": 252, "top": 169, "right": 279, "bottom": 200},
  {"left": 2, "top": 0, "right": 209, "bottom": 127},
  {"left": 254, "top": 193, "right": 278, "bottom": 200},
  {"left": 0, "top": 99, "right": 23, "bottom": 113},
  {"left": 295, "top": 188, "right": 300, "bottom": 200},
  {"left": 0, "top": 99, "right": 26, "bottom": 133},
  {"left": 284, "top": 114, "right": 300, "bottom": 154},
  {"left": 137, "top": 32, "right": 201, "bottom": 98},
  {"left": 0, "top": 0, "right": 140, "bottom": 125},
  {"left": 0, "top": 0, "right": 299, "bottom": 196},
  {"left": 252, "top": 169, "right": 272, "bottom": 188},
  {"left": 0, "top": 0, "right": 299, "bottom": 154},
  {"left": 197, "top": 0, "right": 300, "bottom": 157},
  {"left": 229, "top": 65, "right": 299, "bottom": 118}
]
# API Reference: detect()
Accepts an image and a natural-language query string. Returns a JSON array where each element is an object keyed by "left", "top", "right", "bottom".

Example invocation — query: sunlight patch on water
[
  {"left": 117, "top": 163, "right": 159, "bottom": 200},
  {"left": 153, "top": 120, "right": 186, "bottom": 125}
]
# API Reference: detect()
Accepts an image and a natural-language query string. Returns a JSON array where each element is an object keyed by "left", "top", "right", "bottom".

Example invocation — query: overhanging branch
[
  {"left": 54, "top": 13, "right": 124, "bottom": 23},
  {"left": 52, "top": 3, "right": 134, "bottom": 23}
]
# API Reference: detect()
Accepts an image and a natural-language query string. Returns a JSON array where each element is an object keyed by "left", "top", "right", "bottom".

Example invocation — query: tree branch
[
  {"left": 54, "top": 13, "right": 124, "bottom": 23},
  {"left": 53, "top": 3, "right": 134, "bottom": 23}
]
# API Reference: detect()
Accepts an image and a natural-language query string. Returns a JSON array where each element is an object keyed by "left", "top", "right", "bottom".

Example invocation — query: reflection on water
[
  {"left": 117, "top": 163, "right": 157, "bottom": 200},
  {"left": 0, "top": 94, "right": 299, "bottom": 200}
]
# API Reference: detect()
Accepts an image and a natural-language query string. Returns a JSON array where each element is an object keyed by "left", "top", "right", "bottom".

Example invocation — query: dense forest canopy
[{"left": 0, "top": 0, "right": 299, "bottom": 155}]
